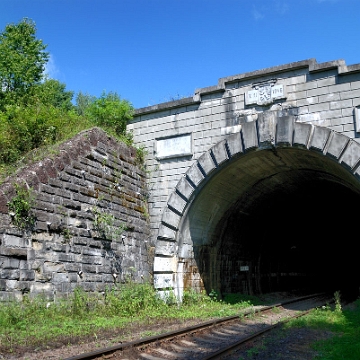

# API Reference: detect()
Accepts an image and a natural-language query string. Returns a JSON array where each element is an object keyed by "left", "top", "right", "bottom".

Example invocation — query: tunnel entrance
[
  {"left": 184, "top": 147, "right": 360, "bottom": 300},
  {"left": 211, "top": 176, "right": 360, "bottom": 298},
  {"left": 155, "top": 115, "right": 360, "bottom": 301}
]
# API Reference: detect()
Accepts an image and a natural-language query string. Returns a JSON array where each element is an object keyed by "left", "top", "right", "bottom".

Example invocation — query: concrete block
[
  {"left": 326, "top": 132, "right": 349, "bottom": 159},
  {"left": 43, "top": 261, "right": 65, "bottom": 273},
  {"left": 176, "top": 176, "right": 195, "bottom": 200},
  {"left": 167, "top": 192, "right": 187, "bottom": 215},
  {"left": 161, "top": 207, "right": 181, "bottom": 230},
  {"left": 153, "top": 255, "right": 177, "bottom": 272},
  {"left": 211, "top": 140, "right": 228, "bottom": 165},
  {"left": 276, "top": 116, "right": 294, "bottom": 146},
  {"left": 242, "top": 121, "right": 258, "bottom": 151},
  {"left": 340, "top": 140, "right": 360, "bottom": 169},
  {"left": 52, "top": 273, "right": 70, "bottom": 283},
  {"left": 1, "top": 269, "right": 19, "bottom": 279},
  {"left": 0, "top": 246, "right": 27, "bottom": 257},
  {"left": 293, "top": 122, "right": 313, "bottom": 148},
  {"left": 226, "top": 132, "right": 243, "bottom": 157},
  {"left": 185, "top": 163, "right": 204, "bottom": 187},
  {"left": 2, "top": 234, "right": 28, "bottom": 248},
  {"left": 155, "top": 239, "right": 177, "bottom": 256},
  {"left": 19, "top": 270, "right": 35, "bottom": 281},
  {"left": 198, "top": 151, "right": 216, "bottom": 176},
  {"left": 30, "top": 282, "right": 53, "bottom": 294},
  {"left": 178, "top": 243, "right": 194, "bottom": 258},
  {"left": 3, "top": 258, "right": 20, "bottom": 269},
  {"left": 154, "top": 273, "right": 174, "bottom": 289},
  {"left": 6, "top": 280, "right": 18, "bottom": 290},
  {"left": 310, "top": 126, "right": 331, "bottom": 152},
  {"left": 157, "top": 224, "right": 176, "bottom": 241},
  {"left": 257, "top": 112, "right": 277, "bottom": 147}
]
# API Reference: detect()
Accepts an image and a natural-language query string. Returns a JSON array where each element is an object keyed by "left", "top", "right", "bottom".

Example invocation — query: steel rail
[
  {"left": 63, "top": 293, "right": 326, "bottom": 360},
  {"left": 200, "top": 308, "right": 314, "bottom": 360}
]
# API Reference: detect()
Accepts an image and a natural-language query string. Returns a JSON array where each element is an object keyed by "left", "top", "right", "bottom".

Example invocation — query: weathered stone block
[
  {"left": 310, "top": 126, "right": 331, "bottom": 152},
  {"left": 340, "top": 140, "right": 360, "bottom": 169},
  {"left": 293, "top": 122, "right": 312, "bottom": 148},
  {"left": 3, "top": 258, "right": 20, "bottom": 269},
  {"left": 161, "top": 207, "right": 181, "bottom": 230},
  {"left": 153, "top": 255, "right": 177, "bottom": 272},
  {"left": 155, "top": 239, "right": 177, "bottom": 256},
  {"left": 198, "top": 151, "right": 216, "bottom": 176},
  {"left": 186, "top": 163, "right": 204, "bottom": 187},
  {"left": 326, "top": 132, "right": 349, "bottom": 159},
  {"left": 154, "top": 273, "right": 174, "bottom": 289},
  {"left": 167, "top": 192, "right": 187, "bottom": 215},
  {"left": 276, "top": 116, "right": 294, "bottom": 146}
]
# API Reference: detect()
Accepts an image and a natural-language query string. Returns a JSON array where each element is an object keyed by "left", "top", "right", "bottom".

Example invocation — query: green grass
[
  {"left": 284, "top": 297, "right": 360, "bottom": 359},
  {"left": 0, "top": 285, "right": 258, "bottom": 353}
]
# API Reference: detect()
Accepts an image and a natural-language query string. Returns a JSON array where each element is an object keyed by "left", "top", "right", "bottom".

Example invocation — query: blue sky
[{"left": 1, "top": 0, "right": 359, "bottom": 109}]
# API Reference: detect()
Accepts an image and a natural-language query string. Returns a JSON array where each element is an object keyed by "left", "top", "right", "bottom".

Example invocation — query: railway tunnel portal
[
  {"left": 130, "top": 59, "right": 360, "bottom": 300},
  {"left": 173, "top": 115, "right": 360, "bottom": 300}
]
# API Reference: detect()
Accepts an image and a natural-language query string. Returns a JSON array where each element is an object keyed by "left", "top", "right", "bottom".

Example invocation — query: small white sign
[
  {"left": 155, "top": 133, "right": 192, "bottom": 159},
  {"left": 355, "top": 108, "right": 360, "bottom": 133},
  {"left": 240, "top": 266, "right": 249, "bottom": 272}
]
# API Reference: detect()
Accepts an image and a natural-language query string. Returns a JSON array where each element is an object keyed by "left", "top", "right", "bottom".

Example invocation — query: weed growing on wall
[
  {"left": 92, "top": 206, "right": 127, "bottom": 241},
  {"left": 7, "top": 183, "right": 35, "bottom": 230}
]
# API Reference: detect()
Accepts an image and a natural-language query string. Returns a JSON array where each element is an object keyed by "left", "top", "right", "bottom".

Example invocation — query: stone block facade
[
  {"left": 0, "top": 128, "right": 151, "bottom": 301},
  {"left": 129, "top": 58, "right": 360, "bottom": 297},
  {"left": 129, "top": 59, "right": 360, "bottom": 248}
]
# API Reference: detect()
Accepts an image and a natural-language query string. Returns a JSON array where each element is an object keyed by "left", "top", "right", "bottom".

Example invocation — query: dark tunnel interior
[{"left": 207, "top": 177, "right": 360, "bottom": 300}]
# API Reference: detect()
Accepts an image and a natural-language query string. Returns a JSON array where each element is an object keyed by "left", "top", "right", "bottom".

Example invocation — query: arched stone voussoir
[
  {"left": 161, "top": 207, "right": 181, "bottom": 230},
  {"left": 167, "top": 191, "right": 187, "bottom": 215},
  {"left": 310, "top": 126, "right": 332, "bottom": 153},
  {"left": 157, "top": 223, "right": 176, "bottom": 240},
  {"left": 198, "top": 150, "right": 216, "bottom": 176},
  {"left": 241, "top": 120, "right": 259, "bottom": 151},
  {"left": 293, "top": 122, "right": 313, "bottom": 148},
  {"left": 211, "top": 139, "right": 229, "bottom": 166},
  {"left": 275, "top": 115, "right": 295, "bottom": 147},
  {"left": 226, "top": 131, "right": 244, "bottom": 157},
  {"left": 155, "top": 238, "right": 177, "bottom": 256},
  {"left": 176, "top": 176, "right": 196, "bottom": 201},
  {"left": 339, "top": 140, "right": 360, "bottom": 171},
  {"left": 324, "top": 131, "right": 350, "bottom": 160},
  {"left": 185, "top": 162, "right": 204, "bottom": 188}
]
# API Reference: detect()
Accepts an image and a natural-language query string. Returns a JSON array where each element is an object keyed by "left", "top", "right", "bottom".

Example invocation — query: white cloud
[
  {"left": 44, "top": 53, "right": 59, "bottom": 79},
  {"left": 275, "top": 0, "right": 289, "bottom": 14},
  {"left": 252, "top": 6, "right": 264, "bottom": 20}
]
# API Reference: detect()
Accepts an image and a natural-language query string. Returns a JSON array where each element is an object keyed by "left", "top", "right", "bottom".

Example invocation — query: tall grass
[
  {"left": 0, "top": 284, "right": 255, "bottom": 353},
  {"left": 284, "top": 295, "right": 360, "bottom": 359}
]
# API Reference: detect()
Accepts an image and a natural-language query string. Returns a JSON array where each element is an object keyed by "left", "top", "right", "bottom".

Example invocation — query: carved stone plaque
[
  {"left": 155, "top": 133, "right": 192, "bottom": 159},
  {"left": 246, "top": 79, "right": 286, "bottom": 106}
]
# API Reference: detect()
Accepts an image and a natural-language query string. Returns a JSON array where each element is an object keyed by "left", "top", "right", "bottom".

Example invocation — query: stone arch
[{"left": 153, "top": 111, "right": 360, "bottom": 299}]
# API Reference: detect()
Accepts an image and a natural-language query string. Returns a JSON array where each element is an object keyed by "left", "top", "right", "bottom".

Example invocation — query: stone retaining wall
[{"left": 0, "top": 127, "right": 151, "bottom": 301}]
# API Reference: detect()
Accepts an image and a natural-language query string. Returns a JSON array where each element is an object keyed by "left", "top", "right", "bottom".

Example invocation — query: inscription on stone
[
  {"left": 155, "top": 133, "right": 192, "bottom": 159},
  {"left": 246, "top": 80, "right": 286, "bottom": 106}
]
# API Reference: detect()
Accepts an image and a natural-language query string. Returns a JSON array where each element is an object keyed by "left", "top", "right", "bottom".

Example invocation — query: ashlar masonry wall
[
  {"left": 0, "top": 128, "right": 151, "bottom": 301},
  {"left": 129, "top": 58, "right": 360, "bottom": 248},
  {"left": 129, "top": 58, "right": 360, "bottom": 296}
]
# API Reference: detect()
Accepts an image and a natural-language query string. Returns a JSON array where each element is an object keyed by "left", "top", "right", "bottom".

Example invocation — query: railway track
[{"left": 64, "top": 293, "right": 332, "bottom": 360}]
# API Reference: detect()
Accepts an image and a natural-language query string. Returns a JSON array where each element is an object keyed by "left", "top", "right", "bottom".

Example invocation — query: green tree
[
  {"left": 75, "top": 91, "right": 96, "bottom": 116},
  {"left": 0, "top": 18, "right": 49, "bottom": 107},
  {"left": 27, "top": 79, "right": 74, "bottom": 111},
  {"left": 85, "top": 91, "right": 133, "bottom": 136}
]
